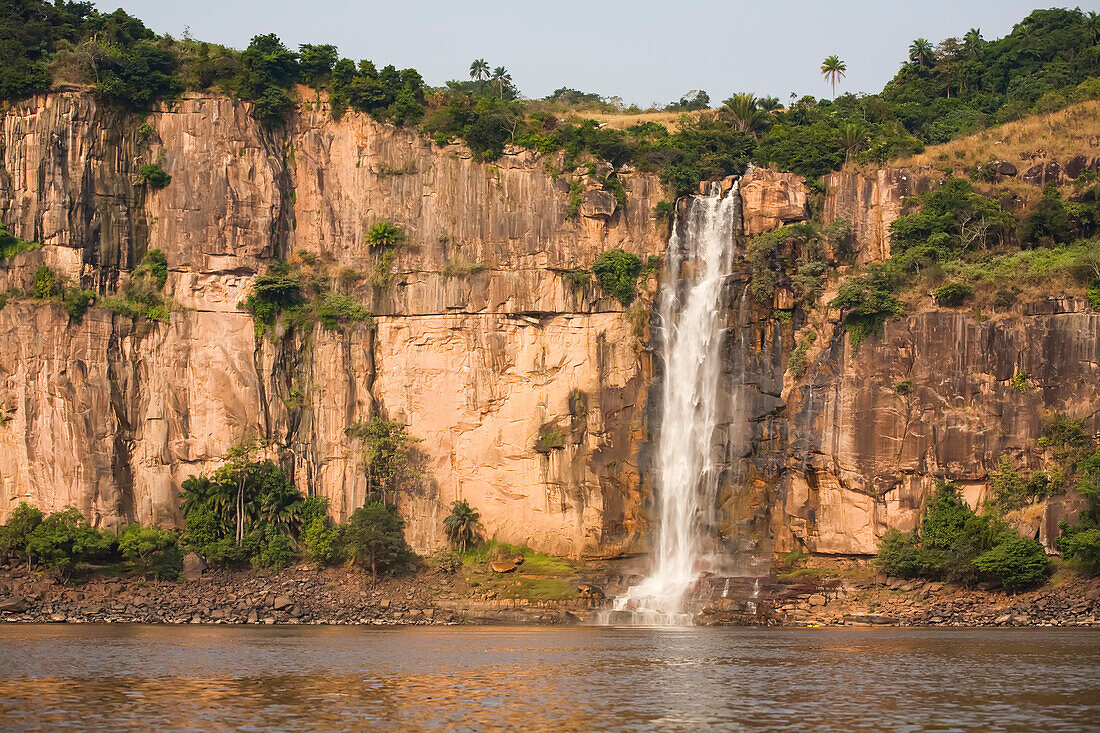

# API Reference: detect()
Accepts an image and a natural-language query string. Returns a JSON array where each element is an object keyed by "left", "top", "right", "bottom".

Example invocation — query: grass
[
  {"left": 891, "top": 100, "right": 1100, "bottom": 172},
  {"left": 461, "top": 541, "right": 578, "bottom": 601},
  {"left": 577, "top": 109, "right": 704, "bottom": 131}
]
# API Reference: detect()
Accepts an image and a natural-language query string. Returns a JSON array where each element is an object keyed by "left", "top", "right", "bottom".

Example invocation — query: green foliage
[
  {"left": 241, "top": 263, "right": 304, "bottom": 334},
  {"left": 988, "top": 456, "right": 1052, "bottom": 512},
  {"left": 0, "top": 223, "right": 39, "bottom": 261},
  {"left": 432, "top": 549, "right": 463, "bottom": 574},
  {"left": 828, "top": 263, "right": 904, "bottom": 347},
  {"left": 443, "top": 499, "right": 482, "bottom": 552},
  {"left": 139, "top": 163, "right": 171, "bottom": 189},
  {"left": 920, "top": 482, "right": 974, "bottom": 550},
  {"left": 931, "top": 282, "right": 973, "bottom": 307},
  {"left": 566, "top": 180, "right": 583, "bottom": 220},
  {"left": 889, "top": 178, "right": 1013, "bottom": 262},
  {"left": 876, "top": 482, "right": 1050, "bottom": 590},
  {"left": 316, "top": 291, "right": 370, "bottom": 330},
  {"left": 254, "top": 526, "right": 296, "bottom": 571},
  {"left": 61, "top": 288, "right": 95, "bottom": 320},
  {"left": 1058, "top": 526, "right": 1100, "bottom": 571},
  {"left": 365, "top": 221, "right": 406, "bottom": 249},
  {"left": 34, "top": 266, "right": 58, "bottom": 300},
  {"left": 343, "top": 501, "right": 407, "bottom": 580},
  {"left": 118, "top": 523, "right": 183, "bottom": 579},
  {"left": 786, "top": 332, "right": 817, "bottom": 379},
  {"left": 0, "top": 502, "right": 44, "bottom": 563},
  {"left": 299, "top": 514, "right": 339, "bottom": 568},
  {"left": 875, "top": 529, "right": 925, "bottom": 579},
  {"left": 563, "top": 269, "right": 591, "bottom": 289},
  {"left": 746, "top": 223, "right": 832, "bottom": 308},
  {"left": 534, "top": 422, "right": 566, "bottom": 453},
  {"left": 345, "top": 418, "right": 423, "bottom": 505},
  {"left": 972, "top": 534, "right": 1050, "bottom": 591},
  {"left": 179, "top": 444, "right": 308, "bottom": 565},
  {"left": 592, "top": 249, "right": 643, "bottom": 305},
  {"left": 25, "top": 507, "right": 112, "bottom": 578}
]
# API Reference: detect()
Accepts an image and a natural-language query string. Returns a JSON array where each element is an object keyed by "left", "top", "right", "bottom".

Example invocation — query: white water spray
[{"left": 610, "top": 181, "right": 740, "bottom": 625}]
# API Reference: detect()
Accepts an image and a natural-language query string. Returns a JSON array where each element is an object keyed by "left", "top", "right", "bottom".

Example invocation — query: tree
[
  {"left": 721, "top": 93, "right": 766, "bottom": 136},
  {"left": 820, "top": 55, "right": 846, "bottom": 100},
  {"left": 365, "top": 221, "right": 405, "bottom": 249},
  {"left": 909, "top": 38, "right": 935, "bottom": 67},
  {"left": 491, "top": 66, "right": 512, "bottom": 99},
  {"left": 443, "top": 499, "right": 482, "bottom": 552},
  {"left": 0, "top": 502, "right": 44, "bottom": 566},
  {"left": 963, "top": 28, "right": 985, "bottom": 58},
  {"left": 344, "top": 418, "right": 424, "bottom": 505},
  {"left": 839, "top": 123, "right": 865, "bottom": 162},
  {"left": 469, "top": 58, "right": 489, "bottom": 81},
  {"left": 1085, "top": 12, "right": 1100, "bottom": 45},
  {"left": 25, "top": 507, "right": 111, "bottom": 578},
  {"left": 343, "top": 501, "right": 406, "bottom": 581},
  {"left": 118, "top": 524, "right": 183, "bottom": 580}
]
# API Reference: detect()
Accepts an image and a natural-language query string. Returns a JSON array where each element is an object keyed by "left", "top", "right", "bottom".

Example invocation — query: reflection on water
[{"left": 0, "top": 625, "right": 1097, "bottom": 731}]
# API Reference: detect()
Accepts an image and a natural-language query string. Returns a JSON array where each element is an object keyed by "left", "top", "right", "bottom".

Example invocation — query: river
[{"left": 0, "top": 625, "right": 1097, "bottom": 731}]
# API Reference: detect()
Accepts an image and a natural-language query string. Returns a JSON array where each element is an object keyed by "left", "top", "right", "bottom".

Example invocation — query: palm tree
[
  {"left": 839, "top": 123, "right": 866, "bottom": 163},
  {"left": 721, "top": 93, "right": 767, "bottom": 136},
  {"left": 909, "top": 38, "right": 935, "bottom": 67},
  {"left": 443, "top": 499, "right": 482, "bottom": 552},
  {"left": 820, "top": 55, "right": 846, "bottom": 100},
  {"left": 491, "top": 66, "right": 512, "bottom": 99},
  {"left": 963, "top": 28, "right": 984, "bottom": 58},
  {"left": 757, "top": 96, "right": 782, "bottom": 112},
  {"left": 1086, "top": 12, "right": 1100, "bottom": 46},
  {"left": 469, "top": 58, "right": 489, "bottom": 81}
]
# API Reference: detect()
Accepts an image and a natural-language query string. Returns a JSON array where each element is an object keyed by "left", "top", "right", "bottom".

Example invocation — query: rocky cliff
[{"left": 0, "top": 92, "right": 1096, "bottom": 560}]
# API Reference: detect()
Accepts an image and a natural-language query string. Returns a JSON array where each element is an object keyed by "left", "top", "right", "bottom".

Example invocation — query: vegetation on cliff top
[{"left": 4, "top": 3, "right": 1097, "bottom": 194}]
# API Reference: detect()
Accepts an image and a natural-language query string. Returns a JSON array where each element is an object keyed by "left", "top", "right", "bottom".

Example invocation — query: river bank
[{"left": 1, "top": 561, "right": 1098, "bottom": 627}]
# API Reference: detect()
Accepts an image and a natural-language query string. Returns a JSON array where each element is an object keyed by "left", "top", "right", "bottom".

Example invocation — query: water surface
[{"left": 0, "top": 625, "right": 1096, "bottom": 731}]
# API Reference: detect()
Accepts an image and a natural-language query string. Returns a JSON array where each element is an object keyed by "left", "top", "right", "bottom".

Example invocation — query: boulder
[
  {"left": 181, "top": 552, "right": 206, "bottom": 581},
  {"left": 1064, "top": 155, "right": 1097, "bottom": 180},
  {"left": 988, "top": 160, "right": 1018, "bottom": 177},
  {"left": 1022, "top": 161, "right": 1060, "bottom": 186},
  {"left": 807, "top": 594, "right": 827, "bottom": 607},
  {"left": 272, "top": 595, "right": 293, "bottom": 611},
  {"left": 739, "top": 168, "right": 809, "bottom": 235},
  {"left": 579, "top": 190, "right": 617, "bottom": 219},
  {"left": 490, "top": 561, "right": 518, "bottom": 573},
  {"left": 0, "top": 596, "right": 28, "bottom": 613}
]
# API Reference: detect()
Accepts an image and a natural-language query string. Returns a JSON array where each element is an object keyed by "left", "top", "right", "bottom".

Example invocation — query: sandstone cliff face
[
  {"left": 0, "top": 92, "right": 663, "bottom": 557},
  {"left": 1, "top": 92, "right": 1097, "bottom": 560}
]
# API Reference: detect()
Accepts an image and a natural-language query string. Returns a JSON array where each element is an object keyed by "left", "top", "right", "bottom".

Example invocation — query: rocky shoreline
[{"left": 2, "top": 563, "right": 1099, "bottom": 628}]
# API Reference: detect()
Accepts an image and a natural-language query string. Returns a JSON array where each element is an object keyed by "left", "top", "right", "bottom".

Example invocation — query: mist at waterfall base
[{"left": 606, "top": 182, "right": 742, "bottom": 626}]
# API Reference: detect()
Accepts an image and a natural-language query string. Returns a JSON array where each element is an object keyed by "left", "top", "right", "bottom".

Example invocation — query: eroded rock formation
[{"left": 0, "top": 92, "right": 1096, "bottom": 559}]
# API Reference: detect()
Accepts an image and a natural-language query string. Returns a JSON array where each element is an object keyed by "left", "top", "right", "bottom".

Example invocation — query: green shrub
[
  {"left": 829, "top": 264, "right": 903, "bottom": 347},
  {"left": 299, "top": 515, "right": 339, "bottom": 567},
  {"left": 0, "top": 502, "right": 44, "bottom": 563},
  {"left": 343, "top": 501, "right": 407, "bottom": 580},
  {"left": 1088, "top": 284, "right": 1100, "bottom": 310},
  {"left": 973, "top": 534, "right": 1049, "bottom": 591},
  {"left": 118, "top": 523, "right": 183, "bottom": 580},
  {"left": 931, "top": 282, "right": 973, "bottom": 307},
  {"left": 61, "top": 288, "right": 96, "bottom": 320},
  {"left": 875, "top": 529, "right": 924, "bottom": 578},
  {"left": 920, "top": 482, "right": 973, "bottom": 550},
  {"left": 365, "top": 221, "right": 405, "bottom": 249},
  {"left": 1058, "top": 526, "right": 1100, "bottom": 571},
  {"left": 255, "top": 527, "right": 296, "bottom": 571},
  {"left": 33, "top": 266, "right": 58, "bottom": 299},
  {"left": 566, "top": 180, "right": 583, "bottom": 220},
  {"left": 140, "top": 163, "right": 171, "bottom": 189},
  {"left": 0, "top": 223, "right": 39, "bottom": 261},
  {"left": 25, "top": 507, "right": 112, "bottom": 578},
  {"left": 432, "top": 549, "right": 463, "bottom": 574},
  {"left": 241, "top": 264, "right": 304, "bottom": 333},
  {"left": 563, "top": 269, "right": 591, "bottom": 289},
  {"left": 592, "top": 249, "right": 643, "bottom": 305},
  {"left": 316, "top": 291, "right": 370, "bottom": 330},
  {"left": 988, "top": 456, "right": 1051, "bottom": 512},
  {"left": 534, "top": 423, "right": 566, "bottom": 453}
]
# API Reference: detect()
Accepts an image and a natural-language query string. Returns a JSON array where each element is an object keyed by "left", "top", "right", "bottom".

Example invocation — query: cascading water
[{"left": 607, "top": 181, "right": 740, "bottom": 626}]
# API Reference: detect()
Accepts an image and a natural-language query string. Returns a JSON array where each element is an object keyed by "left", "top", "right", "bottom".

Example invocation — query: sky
[{"left": 95, "top": 1, "right": 1100, "bottom": 106}]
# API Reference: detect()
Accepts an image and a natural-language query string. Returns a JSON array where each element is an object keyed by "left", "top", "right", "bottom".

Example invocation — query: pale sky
[{"left": 96, "top": 1, "right": 1100, "bottom": 106}]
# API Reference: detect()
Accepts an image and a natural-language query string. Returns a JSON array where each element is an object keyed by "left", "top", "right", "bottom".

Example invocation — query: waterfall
[{"left": 608, "top": 181, "right": 740, "bottom": 626}]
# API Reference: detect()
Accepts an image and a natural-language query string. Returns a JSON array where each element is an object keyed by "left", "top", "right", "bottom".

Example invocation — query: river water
[{"left": 0, "top": 625, "right": 1096, "bottom": 731}]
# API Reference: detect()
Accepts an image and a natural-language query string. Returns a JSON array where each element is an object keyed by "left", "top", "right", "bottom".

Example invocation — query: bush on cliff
[
  {"left": 876, "top": 482, "right": 1050, "bottom": 591},
  {"left": 592, "top": 249, "right": 643, "bottom": 305},
  {"left": 118, "top": 523, "right": 183, "bottom": 580}
]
